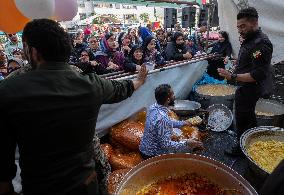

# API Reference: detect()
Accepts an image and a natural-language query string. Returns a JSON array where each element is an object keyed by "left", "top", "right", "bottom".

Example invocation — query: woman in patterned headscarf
[{"left": 94, "top": 33, "right": 125, "bottom": 74}]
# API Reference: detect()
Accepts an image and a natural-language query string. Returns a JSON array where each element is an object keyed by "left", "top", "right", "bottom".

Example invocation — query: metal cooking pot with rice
[
  {"left": 255, "top": 99, "right": 284, "bottom": 128},
  {"left": 115, "top": 154, "right": 257, "bottom": 195},
  {"left": 194, "top": 84, "right": 236, "bottom": 110},
  {"left": 240, "top": 126, "right": 284, "bottom": 178}
]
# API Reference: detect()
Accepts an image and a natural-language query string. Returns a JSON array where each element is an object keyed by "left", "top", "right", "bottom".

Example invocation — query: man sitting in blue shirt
[{"left": 139, "top": 84, "right": 203, "bottom": 159}]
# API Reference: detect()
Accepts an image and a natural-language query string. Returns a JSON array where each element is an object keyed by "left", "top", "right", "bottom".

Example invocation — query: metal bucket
[
  {"left": 255, "top": 99, "right": 284, "bottom": 128},
  {"left": 116, "top": 154, "right": 257, "bottom": 195},
  {"left": 194, "top": 84, "right": 236, "bottom": 110}
]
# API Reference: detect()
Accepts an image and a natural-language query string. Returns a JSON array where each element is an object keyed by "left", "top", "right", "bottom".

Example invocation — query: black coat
[{"left": 165, "top": 42, "right": 187, "bottom": 61}]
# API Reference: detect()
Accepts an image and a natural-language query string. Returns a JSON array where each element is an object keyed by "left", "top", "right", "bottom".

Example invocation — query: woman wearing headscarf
[
  {"left": 156, "top": 29, "right": 168, "bottom": 58},
  {"left": 138, "top": 27, "right": 153, "bottom": 44},
  {"left": 117, "top": 32, "right": 132, "bottom": 58},
  {"left": 69, "top": 34, "right": 88, "bottom": 65},
  {"left": 186, "top": 35, "right": 199, "bottom": 56},
  {"left": 128, "top": 28, "right": 139, "bottom": 45},
  {"left": 207, "top": 31, "right": 232, "bottom": 80},
  {"left": 138, "top": 27, "right": 162, "bottom": 53},
  {"left": 142, "top": 36, "right": 165, "bottom": 68},
  {"left": 75, "top": 49, "right": 100, "bottom": 74},
  {"left": 124, "top": 45, "right": 145, "bottom": 72},
  {"left": 165, "top": 31, "right": 192, "bottom": 61},
  {"left": 94, "top": 33, "right": 125, "bottom": 74}
]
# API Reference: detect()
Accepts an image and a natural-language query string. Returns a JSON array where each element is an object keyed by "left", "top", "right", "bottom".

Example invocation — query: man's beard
[
  {"left": 240, "top": 30, "right": 255, "bottom": 39},
  {"left": 176, "top": 43, "right": 184, "bottom": 49}
]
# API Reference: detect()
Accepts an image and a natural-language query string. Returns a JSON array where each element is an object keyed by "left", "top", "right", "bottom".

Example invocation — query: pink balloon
[{"left": 54, "top": 0, "right": 78, "bottom": 21}]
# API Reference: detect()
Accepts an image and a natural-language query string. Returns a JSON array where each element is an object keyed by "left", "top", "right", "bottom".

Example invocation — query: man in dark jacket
[
  {"left": 0, "top": 19, "right": 147, "bottom": 195},
  {"left": 165, "top": 32, "right": 192, "bottom": 61},
  {"left": 218, "top": 7, "right": 273, "bottom": 156}
]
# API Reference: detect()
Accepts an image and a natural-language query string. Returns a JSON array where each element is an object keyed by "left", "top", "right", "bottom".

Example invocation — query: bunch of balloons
[{"left": 0, "top": 0, "right": 78, "bottom": 33}]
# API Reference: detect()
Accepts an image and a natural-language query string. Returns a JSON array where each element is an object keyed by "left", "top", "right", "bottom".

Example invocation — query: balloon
[
  {"left": 54, "top": 0, "right": 78, "bottom": 21},
  {"left": 15, "top": 0, "right": 55, "bottom": 19},
  {"left": 0, "top": 0, "right": 29, "bottom": 33}
]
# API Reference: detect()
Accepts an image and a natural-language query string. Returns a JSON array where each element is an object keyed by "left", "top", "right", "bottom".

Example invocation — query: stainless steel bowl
[
  {"left": 240, "top": 126, "right": 284, "bottom": 177},
  {"left": 170, "top": 100, "right": 201, "bottom": 116},
  {"left": 207, "top": 104, "right": 233, "bottom": 132},
  {"left": 116, "top": 153, "right": 257, "bottom": 195}
]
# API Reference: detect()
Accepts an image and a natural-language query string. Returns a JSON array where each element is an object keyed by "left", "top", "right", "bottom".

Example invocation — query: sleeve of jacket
[
  {"left": 165, "top": 43, "right": 173, "bottom": 61},
  {"left": 124, "top": 58, "right": 137, "bottom": 72},
  {"left": 0, "top": 102, "right": 17, "bottom": 182},
  {"left": 250, "top": 40, "right": 273, "bottom": 82},
  {"left": 225, "top": 43, "right": 232, "bottom": 57},
  {"left": 165, "top": 43, "right": 184, "bottom": 61},
  {"left": 93, "top": 74, "right": 135, "bottom": 104},
  {"left": 155, "top": 52, "right": 166, "bottom": 66}
]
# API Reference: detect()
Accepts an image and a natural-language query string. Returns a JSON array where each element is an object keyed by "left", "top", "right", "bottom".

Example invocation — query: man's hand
[
  {"left": 183, "top": 121, "right": 192, "bottom": 127},
  {"left": 223, "top": 56, "right": 229, "bottom": 64},
  {"left": 136, "top": 65, "right": 141, "bottom": 71},
  {"left": 123, "top": 46, "right": 131, "bottom": 52},
  {"left": 107, "top": 61, "right": 119, "bottom": 70},
  {"left": 90, "top": 61, "right": 98, "bottom": 67},
  {"left": 183, "top": 52, "right": 192, "bottom": 59},
  {"left": 186, "top": 139, "right": 203, "bottom": 150},
  {"left": 218, "top": 68, "right": 232, "bottom": 80},
  {"left": 137, "top": 64, "right": 147, "bottom": 83},
  {"left": 133, "top": 64, "right": 148, "bottom": 90}
]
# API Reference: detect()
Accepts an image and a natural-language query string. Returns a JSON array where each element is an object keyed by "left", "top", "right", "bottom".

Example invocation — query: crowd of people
[{"left": 0, "top": 21, "right": 233, "bottom": 80}]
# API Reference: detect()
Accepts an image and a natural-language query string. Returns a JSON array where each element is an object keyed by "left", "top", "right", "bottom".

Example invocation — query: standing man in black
[
  {"left": 0, "top": 19, "right": 147, "bottom": 195},
  {"left": 218, "top": 7, "right": 273, "bottom": 156}
]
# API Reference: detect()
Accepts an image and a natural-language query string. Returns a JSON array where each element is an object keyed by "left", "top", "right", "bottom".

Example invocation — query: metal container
[
  {"left": 255, "top": 99, "right": 284, "bottom": 128},
  {"left": 240, "top": 126, "right": 284, "bottom": 178},
  {"left": 170, "top": 100, "right": 201, "bottom": 116},
  {"left": 116, "top": 153, "right": 257, "bottom": 195},
  {"left": 207, "top": 104, "right": 233, "bottom": 132},
  {"left": 194, "top": 84, "right": 236, "bottom": 110}
]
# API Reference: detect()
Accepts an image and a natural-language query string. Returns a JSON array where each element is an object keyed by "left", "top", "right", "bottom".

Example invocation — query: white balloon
[{"left": 15, "top": 0, "right": 55, "bottom": 19}]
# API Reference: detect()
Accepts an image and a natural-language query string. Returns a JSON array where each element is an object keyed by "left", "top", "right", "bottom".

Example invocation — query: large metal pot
[
  {"left": 116, "top": 154, "right": 257, "bottom": 195},
  {"left": 170, "top": 100, "right": 201, "bottom": 116},
  {"left": 255, "top": 99, "right": 284, "bottom": 128},
  {"left": 240, "top": 126, "right": 284, "bottom": 178},
  {"left": 194, "top": 84, "right": 236, "bottom": 110}
]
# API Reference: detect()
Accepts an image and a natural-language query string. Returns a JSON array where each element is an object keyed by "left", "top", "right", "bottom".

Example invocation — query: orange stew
[{"left": 137, "top": 173, "right": 221, "bottom": 195}]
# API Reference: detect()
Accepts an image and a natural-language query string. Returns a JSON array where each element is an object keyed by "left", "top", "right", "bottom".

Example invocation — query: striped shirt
[{"left": 139, "top": 103, "right": 188, "bottom": 157}]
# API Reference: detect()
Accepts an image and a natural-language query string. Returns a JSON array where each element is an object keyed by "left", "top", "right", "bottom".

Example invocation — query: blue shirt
[{"left": 139, "top": 103, "right": 188, "bottom": 156}]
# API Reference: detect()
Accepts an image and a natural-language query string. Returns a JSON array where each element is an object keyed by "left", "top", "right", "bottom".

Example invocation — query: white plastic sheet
[{"left": 96, "top": 60, "right": 208, "bottom": 137}]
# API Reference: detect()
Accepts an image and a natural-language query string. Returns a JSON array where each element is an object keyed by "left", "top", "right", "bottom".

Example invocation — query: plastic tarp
[
  {"left": 96, "top": 60, "right": 208, "bottom": 137},
  {"left": 218, "top": 0, "right": 284, "bottom": 64}
]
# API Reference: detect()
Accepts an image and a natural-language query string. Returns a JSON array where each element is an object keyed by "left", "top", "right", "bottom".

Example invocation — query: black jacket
[
  {"left": 165, "top": 42, "right": 187, "bottom": 61},
  {"left": 124, "top": 57, "right": 144, "bottom": 72},
  {"left": 234, "top": 29, "right": 273, "bottom": 97}
]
